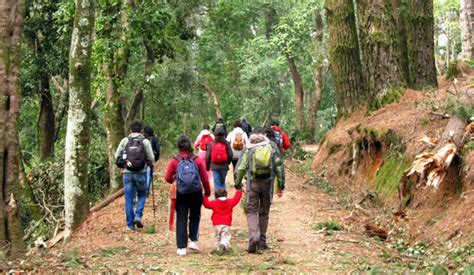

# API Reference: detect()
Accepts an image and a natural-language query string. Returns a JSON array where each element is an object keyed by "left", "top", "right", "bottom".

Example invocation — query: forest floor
[{"left": 10, "top": 159, "right": 469, "bottom": 273}]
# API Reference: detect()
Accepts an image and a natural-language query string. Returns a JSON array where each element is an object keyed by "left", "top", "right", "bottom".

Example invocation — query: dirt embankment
[{"left": 312, "top": 69, "right": 474, "bottom": 246}]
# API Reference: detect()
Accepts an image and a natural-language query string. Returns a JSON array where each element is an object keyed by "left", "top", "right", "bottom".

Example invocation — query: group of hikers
[{"left": 115, "top": 117, "right": 291, "bottom": 256}]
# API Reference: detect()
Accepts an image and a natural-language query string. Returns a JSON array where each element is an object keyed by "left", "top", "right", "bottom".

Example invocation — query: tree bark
[
  {"left": 38, "top": 76, "right": 56, "bottom": 160},
  {"left": 0, "top": 0, "right": 25, "bottom": 256},
  {"left": 63, "top": 0, "right": 95, "bottom": 238},
  {"left": 308, "top": 8, "right": 325, "bottom": 136},
  {"left": 286, "top": 55, "right": 305, "bottom": 130},
  {"left": 460, "top": 0, "right": 474, "bottom": 60},
  {"left": 325, "top": 0, "right": 366, "bottom": 115},
  {"left": 356, "top": 0, "right": 407, "bottom": 104},
  {"left": 407, "top": 0, "right": 438, "bottom": 88},
  {"left": 104, "top": 63, "right": 125, "bottom": 192}
]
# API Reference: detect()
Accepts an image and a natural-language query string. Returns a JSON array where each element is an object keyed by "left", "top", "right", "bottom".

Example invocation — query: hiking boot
[
  {"left": 188, "top": 241, "right": 200, "bottom": 251},
  {"left": 248, "top": 240, "right": 258, "bottom": 254},
  {"left": 217, "top": 244, "right": 227, "bottom": 256},
  {"left": 177, "top": 248, "right": 187, "bottom": 256},
  {"left": 134, "top": 219, "right": 144, "bottom": 228},
  {"left": 258, "top": 241, "right": 269, "bottom": 251},
  {"left": 126, "top": 226, "right": 136, "bottom": 231}
]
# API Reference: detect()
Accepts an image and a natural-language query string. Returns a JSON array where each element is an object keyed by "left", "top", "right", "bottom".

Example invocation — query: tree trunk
[
  {"left": 407, "top": 0, "right": 438, "bottom": 88},
  {"left": 460, "top": 0, "right": 474, "bottom": 61},
  {"left": 325, "top": 0, "right": 366, "bottom": 115},
  {"left": 38, "top": 76, "right": 56, "bottom": 160},
  {"left": 286, "top": 55, "right": 305, "bottom": 130},
  {"left": 0, "top": 0, "right": 25, "bottom": 256},
  {"left": 308, "top": 8, "right": 325, "bottom": 136},
  {"left": 104, "top": 63, "right": 124, "bottom": 192},
  {"left": 356, "top": 0, "right": 406, "bottom": 105},
  {"left": 51, "top": 76, "right": 69, "bottom": 141},
  {"left": 201, "top": 83, "right": 222, "bottom": 118},
  {"left": 63, "top": 0, "right": 95, "bottom": 238}
]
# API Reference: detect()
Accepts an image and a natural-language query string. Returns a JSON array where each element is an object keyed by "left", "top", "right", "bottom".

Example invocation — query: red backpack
[
  {"left": 211, "top": 142, "right": 228, "bottom": 164},
  {"left": 200, "top": 134, "right": 213, "bottom": 151}
]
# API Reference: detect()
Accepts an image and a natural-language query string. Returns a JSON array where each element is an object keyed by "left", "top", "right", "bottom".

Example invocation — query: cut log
[{"left": 90, "top": 188, "right": 124, "bottom": 213}]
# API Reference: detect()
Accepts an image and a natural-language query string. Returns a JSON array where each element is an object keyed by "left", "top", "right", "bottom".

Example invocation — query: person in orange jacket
[{"left": 270, "top": 120, "right": 291, "bottom": 152}]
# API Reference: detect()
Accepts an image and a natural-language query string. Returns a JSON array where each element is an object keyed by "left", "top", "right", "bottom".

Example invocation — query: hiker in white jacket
[{"left": 226, "top": 120, "right": 249, "bottom": 170}]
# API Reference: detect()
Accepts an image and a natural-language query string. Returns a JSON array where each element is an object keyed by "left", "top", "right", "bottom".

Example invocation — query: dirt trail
[{"left": 24, "top": 160, "right": 397, "bottom": 273}]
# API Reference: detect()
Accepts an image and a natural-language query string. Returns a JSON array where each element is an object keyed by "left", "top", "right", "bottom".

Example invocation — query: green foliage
[
  {"left": 421, "top": 118, "right": 430, "bottom": 126},
  {"left": 144, "top": 225, "right": 157, "bottom": 234},
  {"left": 314, "top": 221, "right": 343, "bottom": 235},
  {"left": 447, "top": 61, "right": 460, "bottom": 80},
  {"left": 368, "top": 88, "right": 403, "bottom": 113}
]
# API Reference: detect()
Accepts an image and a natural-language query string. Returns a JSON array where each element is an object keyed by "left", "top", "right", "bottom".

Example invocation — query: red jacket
[
  {"left": 271, "top": 125, "right": 291, "bottom": 151},
  {"left": 203, "top": 190, "right": 242, "bottom": 226},
  {"left": 164, "top": 151, "right": 211, "bottom": 197}
]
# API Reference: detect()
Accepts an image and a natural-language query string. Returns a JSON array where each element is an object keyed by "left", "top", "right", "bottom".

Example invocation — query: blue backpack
[
  {"left": 175, "top": 156, "right": 201, "bottom": 194},
  {"left": 274, "top": 130, "right": 283, "bottom": 149}
]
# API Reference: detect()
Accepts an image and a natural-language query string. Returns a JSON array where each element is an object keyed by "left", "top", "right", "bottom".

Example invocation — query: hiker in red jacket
[
  {"left": 164, "top": 135, "right": 211, "bottom": 256},
  {"left": 271, "top": 120, "right": 291, "bottom": 152},
  {"left": 203, "top": 188, "right": 242, "bottom": 255}
]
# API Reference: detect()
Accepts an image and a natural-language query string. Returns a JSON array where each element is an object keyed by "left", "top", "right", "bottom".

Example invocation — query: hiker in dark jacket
[
  {"left": 164, "top": 135, "right": 211, "bottom": 256},
  {"left": 212, "top": 117, "right": 228, "bottom": 137},
  {"left": 206, "top": 128, "right": 233, "bottom": 191},
  {"left": 115, "top": 122, "right": 154, "bottom": 231},
  {"left": 240, "top": 117, "right": 252, "bottom": 137},
  {"left": 144, "top": 127, "right": 160, "bottom": 196}
]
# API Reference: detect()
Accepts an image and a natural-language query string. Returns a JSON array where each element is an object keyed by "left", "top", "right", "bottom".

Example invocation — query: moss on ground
[{"left": 374, "top": 155, "right": 412, "bottom": 198}]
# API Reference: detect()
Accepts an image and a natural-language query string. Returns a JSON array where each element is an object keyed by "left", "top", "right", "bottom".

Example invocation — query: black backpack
[{"left": 124, "top": 137, "right": 147, "bottom": 171}]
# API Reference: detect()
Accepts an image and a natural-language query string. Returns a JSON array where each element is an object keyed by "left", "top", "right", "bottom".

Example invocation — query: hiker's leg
[
  {"left": 175, "top": 193, "right": 189, "bottom": 249},
  {"left": 231, "top": 159, "right": 238, "bottom": 171},
  {"left": 123, "top": 173, "right": 135, "bottom": 228},
  {"left": 135, "top": 172, "right": 148, "bottom": 220},
  {"left": 214, "top": 225, "right": 222, "bottom": 249},
  {"left": 188, "top": 191, "right": 202, "bottom": 242},
  {"left": 146, "top": 167, "right": 151, "bottom": 196},
  {"left": 246, "top": 181, "right": 261, "bottom": 243},
  {"left": 212, "top": 169, "right": 225, "bottom": 191},
  {"left": 221, "top": 225, "right": 232, "bottom": 249},
  {"left": 258, "top": 182, "right": 272, "bottom": 243},
  {"left": 218, "top": 169, "right": 228, "bottom": 190}
]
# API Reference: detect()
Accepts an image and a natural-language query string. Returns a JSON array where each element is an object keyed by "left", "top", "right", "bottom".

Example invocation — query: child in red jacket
[{"left": 203, "top": 188, "right": 242, "bottom": 255}]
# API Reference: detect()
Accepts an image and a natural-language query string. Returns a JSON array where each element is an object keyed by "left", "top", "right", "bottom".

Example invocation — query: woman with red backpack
[
  {"left": 164, "top": 135, "right": 211, "bottom": 256},
  {"left": 206, "top": 128, "right": 233, "bottom": 191}
]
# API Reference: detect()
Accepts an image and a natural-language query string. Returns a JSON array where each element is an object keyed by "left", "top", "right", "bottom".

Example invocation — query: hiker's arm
[
  {"left": 274, "top": 153, "right": 285, "bottom": 191},
  {"left": 205, "top": 145, "right": 211, "bottom": 171},
  {"left": 144, "top": 139, "right": 155, "bottom": 165},
  {"left": 164, "top": 160, "right": 177, "bottom": 183},
  {"left": 114, "top": 138, "right": 127, "bottom": 159},
  {"left": 230, "top": 190, "right": 243, "bottom": 206},
  {"left": 202, "top": 196, "right": 213, "bottom": 209},
  {"left": 197, "top": 159, "right": 211, "bottom": 197},
  {"left": 234, "top": 149, "right": 249, "bottom": 189},
  {"left": 226, "top": 143, "right": 233, "bottom": 165},
  {"left": 194, "top": 134, "right": 201, "bottom": 150}
]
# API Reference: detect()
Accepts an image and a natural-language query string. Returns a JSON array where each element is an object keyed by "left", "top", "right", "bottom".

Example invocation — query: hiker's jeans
[
  {"left": 246, "top": 181, "right": 272, "bottom": 244},
  {"left": 176, "top": 191, "right": 203, "bottom": 249},
  {"left": 214, "top": 225, "right": 232, "bottom": 249},
  {"left": 212, "top": 169, "right": 228, "bottom": 190},
  {"left": 146, "top": 166, "right": 153, "bottom": 196},
  {"left": 123, "top": 172, "right": 147, "bottom": 228}
]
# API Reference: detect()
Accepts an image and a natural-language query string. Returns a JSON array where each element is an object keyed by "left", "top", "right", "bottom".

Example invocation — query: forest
[{"left": 1, "top": 0, "right": 473, "bottom": 272}]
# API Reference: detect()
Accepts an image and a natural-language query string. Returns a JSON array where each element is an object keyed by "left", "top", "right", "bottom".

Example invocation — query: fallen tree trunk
[{"left": 90, "top": 188, "right": 124, "bottom": 213}]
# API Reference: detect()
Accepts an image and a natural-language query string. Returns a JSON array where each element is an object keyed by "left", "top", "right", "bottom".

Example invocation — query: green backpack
[{"left": 250, "top": 144, "right": 273, "bottom": 179}]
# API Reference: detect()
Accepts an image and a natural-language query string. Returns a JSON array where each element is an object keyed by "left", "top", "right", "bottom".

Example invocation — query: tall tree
[
  {"left": 407, "top": 0, "right": 438, "bottom": 88},
  {"left": 286, "top": 55, "right": 305, "bottom": 129},
  {"left": 308, "top": 8, "right": 326, "bottom": 135},
  {"left": 325, "top": 0, "right": 366, "bottom": 115},
  {"left": 460, "top": 0, "right": 474, "bottom": 60},
  {"left": 63, "top": 0, "right": 95, "bottom": 237},
  {"left": 0, "top": 0, "right": 25, "bottom": 255},
  {"left": 356, "top": 0, "right": 407, "bottom": 105}
]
